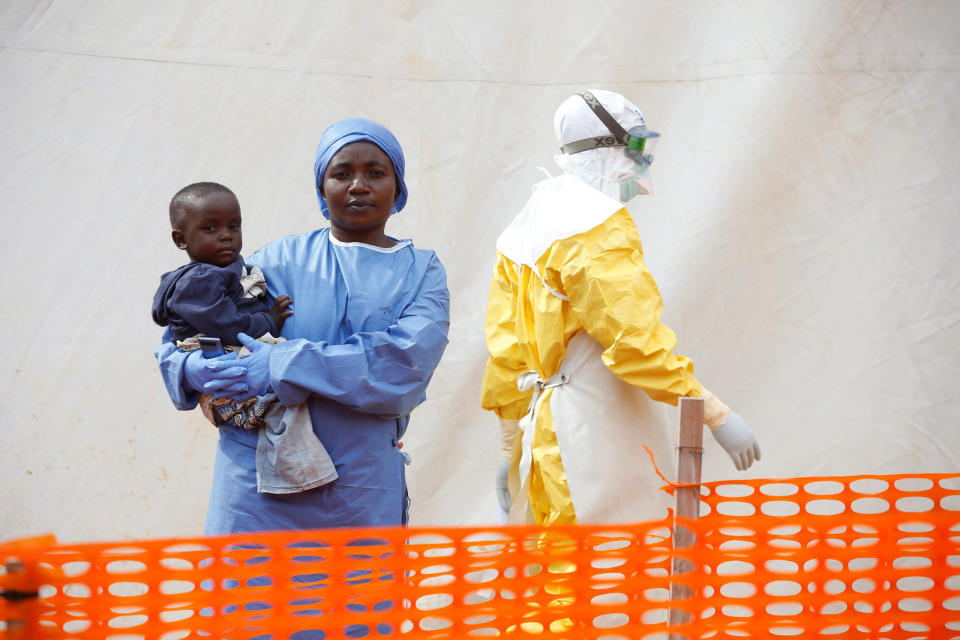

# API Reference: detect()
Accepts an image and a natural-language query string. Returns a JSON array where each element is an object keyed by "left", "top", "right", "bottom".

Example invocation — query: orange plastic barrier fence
[{"left": 2, "top": 472, "right": 958, "bottom": 639}]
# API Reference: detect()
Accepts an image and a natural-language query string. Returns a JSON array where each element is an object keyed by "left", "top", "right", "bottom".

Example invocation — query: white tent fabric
[{"left": 0, "top": 1, "right": 957, "bottom": 541}]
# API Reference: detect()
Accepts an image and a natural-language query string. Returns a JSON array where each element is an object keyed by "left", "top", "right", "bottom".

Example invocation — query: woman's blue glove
[
  {"left": 183, "top": 349, "right": 248, "bottom": 397},
  {"left": 226, "top": 332, "right": 274, "bottom": 401}
]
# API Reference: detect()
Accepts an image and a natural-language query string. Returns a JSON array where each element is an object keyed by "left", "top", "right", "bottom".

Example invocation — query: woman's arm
[
  {"left": 155, "top": 330, "right": 199, "bottom": 410},
  {"left": 266, "top": 256, "right": 450, "bottom": 417},
  {"left": 558, "top": 208, "right": 704, "bottom": 405}
]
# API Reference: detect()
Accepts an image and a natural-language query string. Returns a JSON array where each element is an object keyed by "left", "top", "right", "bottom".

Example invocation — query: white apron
[{"left": 509, "top": 331, "right": 677, "bottom": 524}]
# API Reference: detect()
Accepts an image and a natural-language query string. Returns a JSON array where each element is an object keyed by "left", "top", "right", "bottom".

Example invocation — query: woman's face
[{"left": 321, "top": 141, "right": 398, "bottom": 247}]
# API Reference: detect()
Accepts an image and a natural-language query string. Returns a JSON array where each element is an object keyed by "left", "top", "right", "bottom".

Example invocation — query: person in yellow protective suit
[{"left": 482, "top": 89, "right": 761, "bottom": 526}]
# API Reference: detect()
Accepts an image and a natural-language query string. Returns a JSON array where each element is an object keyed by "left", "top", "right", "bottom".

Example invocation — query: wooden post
[{"left": 668, "top": 397, "right": 704, "bottom": 640}]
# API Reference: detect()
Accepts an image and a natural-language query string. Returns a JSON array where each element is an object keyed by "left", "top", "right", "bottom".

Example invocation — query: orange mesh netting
[{"left": 2, "top": 472, "right": 958, "bottom": 639}]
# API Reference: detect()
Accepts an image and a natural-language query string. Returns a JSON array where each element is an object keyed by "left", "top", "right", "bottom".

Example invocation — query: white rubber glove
[
  {"left": 709, "top": 411, "right": 761, "bottom": 471},
  {"left": 495, "top": 459, "right": 512, "bottom": 512}
]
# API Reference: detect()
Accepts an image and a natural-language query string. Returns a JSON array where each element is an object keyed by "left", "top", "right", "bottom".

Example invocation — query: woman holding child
[{"left": 156, "top": 119, "right": 450, "bottom": 534}]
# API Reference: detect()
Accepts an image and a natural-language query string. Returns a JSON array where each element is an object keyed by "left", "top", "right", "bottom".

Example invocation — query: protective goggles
[{"left": 559, "top": 91, "right": 660, "bottom": 166}]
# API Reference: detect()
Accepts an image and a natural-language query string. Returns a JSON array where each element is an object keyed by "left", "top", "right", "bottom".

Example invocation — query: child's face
[{"left": 172, "top": 192, "right": 243, "bottom": 266}]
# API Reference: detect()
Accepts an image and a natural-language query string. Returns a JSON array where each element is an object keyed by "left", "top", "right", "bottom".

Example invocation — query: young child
[
  {"left": 152, "top": 182, "right": 337, "bottom": 494},
  {"left": 153, "top": 182, "right": 291, "bottom": 351}
]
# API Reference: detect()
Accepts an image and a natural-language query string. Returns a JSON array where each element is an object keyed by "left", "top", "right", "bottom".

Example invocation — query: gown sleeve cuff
[
  {"left": 700, "top": 387, "right": 732, "bottom": 430},
  {"left": 268, "top": 339, "right": 312, "bottom": 406},
  {"left": 156, "top": 341, "right": 200, "bottom": 410},
  {"left": 499, "top": 418, "right": 521, "bottom": 461}
]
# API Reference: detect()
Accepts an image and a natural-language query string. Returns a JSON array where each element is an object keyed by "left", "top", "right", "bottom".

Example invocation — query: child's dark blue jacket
[{"left": 152, "top": 257, "right": 277, "bottom": 344}]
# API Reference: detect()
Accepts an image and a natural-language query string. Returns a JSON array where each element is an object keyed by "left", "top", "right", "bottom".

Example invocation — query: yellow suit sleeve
[
  {"left": 550, "top": 208, "right": 704, "bottom": 405},
  {"left": 481, "top": 254, "right": 535, "bottom": 420}
]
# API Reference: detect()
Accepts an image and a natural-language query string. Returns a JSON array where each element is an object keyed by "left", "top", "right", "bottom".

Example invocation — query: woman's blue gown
[{"left": 156, "top": 229, "right": 450, "bottom": 534}]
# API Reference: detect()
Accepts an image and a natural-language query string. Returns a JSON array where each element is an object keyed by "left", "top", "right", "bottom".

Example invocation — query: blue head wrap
[{"left": 313, "top": 118, "right": 408, "bottom": 219}]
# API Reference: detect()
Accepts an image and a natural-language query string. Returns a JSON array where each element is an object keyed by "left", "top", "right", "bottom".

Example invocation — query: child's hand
[{"left": 269, "top": 295, "right": 293, "bottom": 331}]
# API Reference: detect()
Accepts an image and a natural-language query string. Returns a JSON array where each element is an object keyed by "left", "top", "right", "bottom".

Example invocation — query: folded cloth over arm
[
  {"left": 157, "top": 334, "right": 338, "bottom": 494},
  {"left": 160, "top": 333, "right": 338, "bottom": 494}
]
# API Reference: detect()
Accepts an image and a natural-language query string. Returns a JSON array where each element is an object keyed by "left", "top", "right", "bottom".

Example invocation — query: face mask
[
  {"left": 570, "top": 150, "right": 654, "bottom": 202},
  {"left": 619, "top": 163, "right": 654, "bottom": 202}
]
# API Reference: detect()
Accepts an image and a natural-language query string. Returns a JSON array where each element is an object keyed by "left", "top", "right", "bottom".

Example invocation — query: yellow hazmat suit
[{"left": 482, "top": 174, "right": 731, "bottom": 526}]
